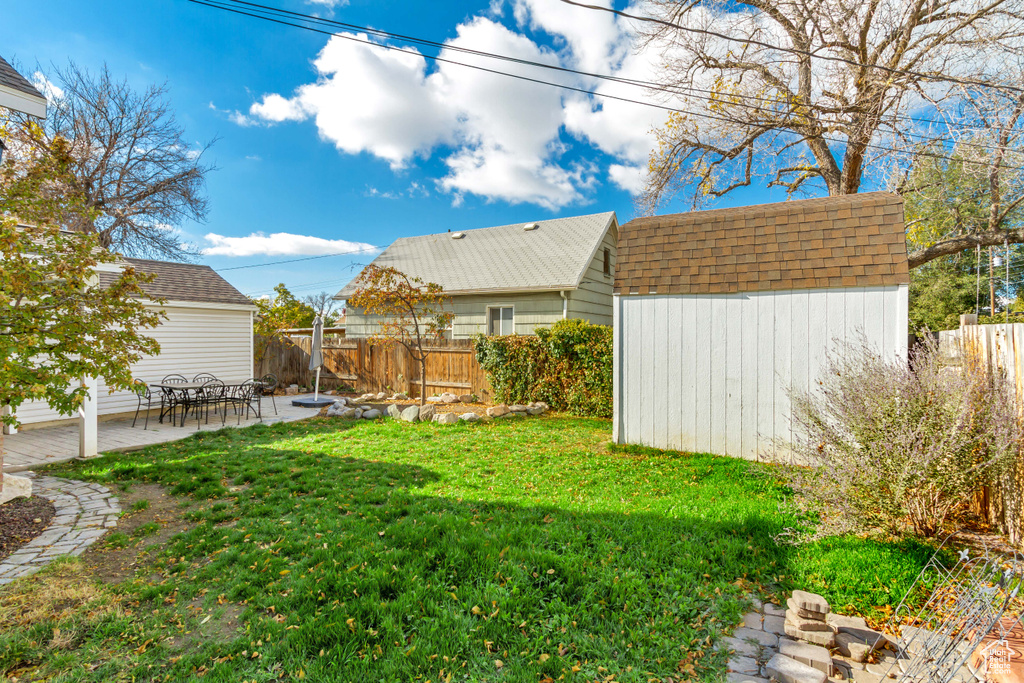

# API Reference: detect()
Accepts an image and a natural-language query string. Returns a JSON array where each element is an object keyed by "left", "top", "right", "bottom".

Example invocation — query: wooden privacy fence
[
  {"left": 256, "top": 335, "right": 493, "bottom": 401},
  {"left": 951, "top": 321, "right": 1024, "bottom": 544}
]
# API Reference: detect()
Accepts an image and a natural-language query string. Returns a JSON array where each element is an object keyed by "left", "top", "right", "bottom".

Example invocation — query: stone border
[{"left": 0, "top": 475, "right": 120, "bottom": 586}]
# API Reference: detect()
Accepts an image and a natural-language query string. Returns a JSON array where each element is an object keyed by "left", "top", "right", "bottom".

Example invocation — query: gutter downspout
[{"left": 560, "top": 290, "right": 568, "bottom": 319}]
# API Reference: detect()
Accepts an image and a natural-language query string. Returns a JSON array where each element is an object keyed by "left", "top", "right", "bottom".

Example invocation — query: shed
[
  {"left": 11, "top": 257, "right": 256, "bottom": 429},
  {"left": 612, "top": 192, "right": 910, "bottom": 461}
]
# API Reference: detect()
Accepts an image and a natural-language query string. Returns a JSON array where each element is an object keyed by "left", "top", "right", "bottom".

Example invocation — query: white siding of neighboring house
[
  {"left": 566, "top": 225, "right": 616, "bottom": 327},
  {"left": 13, "top": 302, "right": 254, "bottom": 427},
  {"left": 613, "top": 285, "right": 909, "bottom": 462}
]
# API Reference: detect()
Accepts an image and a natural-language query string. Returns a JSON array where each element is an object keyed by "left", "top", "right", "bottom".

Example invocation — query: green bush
[{"left": 474, "top": 319, "right": 612, "bottom": 417}]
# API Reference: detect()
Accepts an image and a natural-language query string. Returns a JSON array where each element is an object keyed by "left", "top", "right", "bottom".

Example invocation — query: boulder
[
  {"left": 285, "top": 385, "right": 299, "bottom": 396},
  {"left": 441, "top": 393, "right": 460, "bottom": 404},
  {"left": 765, "top": 654, "right": 827, "bottom": 683},
  {"left": 0, "top": 474, "right": 32, "bottom": 504},
  {"left": 361, "top": 409, "right": 382, "bottom": 420},
  {"left": 426, "top": 396, "right": 444, "bottom": 403},
  {"left": 458, "top": 394, "right": 474, "bottom": 403},
  {"left": 375, "top": 392, "right": 387, "bottom": 400},
  {"left": 459, "top": 412, "right": 481, "bottom": 422},
  {"left": 387, "top": 404, "right": 402, "bottom": 419},
  {"left": 526, "top": 406, "right": 545, "bottom": 415},
  {"left": 509, "top": 404, "right": 529, "bottom": 412},
  {"left": 333, "top": 396, "right": 348, "bottom": 406},
  {"left": 487, "top": 404, "right": 510, "bottom": 417},
  {"left": 401, "top": 406, "right": 420, "bottom": 422},
  {"left": 419, "top": 404, "right": 436, "bottom": 422},
  {"left": 353, "top": 408, "right": 364, "bottom": 419},
  {"left": 434, "top": 412, "right": 458, "bottom": 425},
  {"left": 336, "top": 408, "right": 357, "bottom": 419}
]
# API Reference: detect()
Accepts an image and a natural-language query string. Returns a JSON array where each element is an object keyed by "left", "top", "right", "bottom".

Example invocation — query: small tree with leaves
[
  {"left": 348, "top": 266, "right": 453, "bottom": 406},
  {"left": 0, "top": 131, "right": 163, "bottom": 491},
  {"left": 251, "top": 284, "right": 317, "bottom": 370}
]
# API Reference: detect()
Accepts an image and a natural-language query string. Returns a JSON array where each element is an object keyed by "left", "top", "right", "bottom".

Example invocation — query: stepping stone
[
  {"left": 764, "top": 615, "right": 787, "bottom": 636},
  {"left": 742, "top": 612, "right": 764, "bottom": 629},
  {"left": 722, "top": 636, "right": 760, "bottom": 658},
  {"left": 836, "top": 633, "right": 873, "bottom": 663},
  {"left": 729, "top": 656, "right": 761, "bottom": 676},
  {"left": 727, "top": 675, "right": 770, "bottom": 683},
  {"left": 733, "top": 627, "right": 779, "bottom": 648},
  {"left": 763, "top": 603, "right": 787, "bottom": 618},
  {"left": 784, "top": 619, "right": 835, "bottom": 648},
  {"left": 779, "top": 638, "right": 833, "bottom": 675},
  {"left": 827, "top": 614, "right": 868, "bottom": 631},
  {"left": 785, "top": 609, "right": 833, "bottom": 631},
  {"left": 766, "top": 653, "right": 827, "bottom": 683},
  {"left": 788, "top": 597, "right": 831, "bottom": 621}
]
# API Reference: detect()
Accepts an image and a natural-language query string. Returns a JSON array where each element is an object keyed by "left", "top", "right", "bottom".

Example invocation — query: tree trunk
[
  {"left": 990, "top": 247, "right": 996, "bottom": 316},
  {"left": 0, "top": 426, "right": 4, "bottom": 496},
  {"left": 419, "top": 357, "right": 427, "bottom": 407}
]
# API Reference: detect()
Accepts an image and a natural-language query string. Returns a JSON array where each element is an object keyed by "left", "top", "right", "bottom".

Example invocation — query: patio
[{"left": 3, "top": 393, "right": 324, "bottom": 473}]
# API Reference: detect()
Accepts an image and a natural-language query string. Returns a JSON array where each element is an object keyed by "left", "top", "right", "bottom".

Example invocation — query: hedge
[{"left": 473, "top": 318, "right": 612, "bottom": 417}]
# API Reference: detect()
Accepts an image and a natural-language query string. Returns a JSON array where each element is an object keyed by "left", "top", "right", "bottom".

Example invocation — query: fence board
[{"left": 256, "top": 336, "right": 492, "bottom": 401}]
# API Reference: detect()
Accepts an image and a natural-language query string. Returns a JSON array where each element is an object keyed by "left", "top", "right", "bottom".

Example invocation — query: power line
[
  {"left": 217, "top": 245, "right": 380, "bottom": 271},
  {"left": 557, "top": 0, "right": 1024, "bottom": 96},
  {"left": 185, "top": 0, "right": 1024, "bottom": 172}
]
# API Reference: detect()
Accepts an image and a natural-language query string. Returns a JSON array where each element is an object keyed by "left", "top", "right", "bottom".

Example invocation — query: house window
[
  {"left": 603, "top": 248, "right": 611, "bottom": 276},
  {"left": 487, "top": 306, "right": 514, "bottom": 335}
]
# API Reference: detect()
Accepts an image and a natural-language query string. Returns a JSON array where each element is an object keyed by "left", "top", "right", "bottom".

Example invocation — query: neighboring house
[
  {"left": 0, "top": 55, "right": 46, "bottom": 119},
  {"left": 612, "top": 192, "right": 910, "bottom": 462},
  {"left": 12, "top": 258, "right": 257, "bottom": 429},
  {"left": 336, "top": 212, "right": 619, "bottom": 338}
]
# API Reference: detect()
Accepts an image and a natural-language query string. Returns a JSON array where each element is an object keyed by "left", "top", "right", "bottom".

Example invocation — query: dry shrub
[
  {"left": 789, "top": 338, "right": 1022, "bottom": 538},
  {"left": 0, "top": 558, "right": 121, "bottom": 630}
]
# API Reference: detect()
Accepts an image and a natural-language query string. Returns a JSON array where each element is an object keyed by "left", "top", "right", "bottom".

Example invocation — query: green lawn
[{"left": 0, "top": 417, "right": 936, "bottom": 682}]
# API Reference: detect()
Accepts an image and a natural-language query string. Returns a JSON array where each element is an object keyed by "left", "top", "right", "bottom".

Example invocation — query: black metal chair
[
  {"left": 223, "top": 381, "right": 262, "bottom": 425},
  {"left": 257, "top": 374, "right": 279, "bottom": 415},
  {"left": 197, "top": 379, "right": 227, "bottom": 426},
  {"left": 193, "top": 373, "right": 217, "bottom": 383},
  {"left": 131, "top": 379, "right": 153, "bottom": 430},
  {"left": 159, "top": 374, "right": 189, "bottom": 425}
]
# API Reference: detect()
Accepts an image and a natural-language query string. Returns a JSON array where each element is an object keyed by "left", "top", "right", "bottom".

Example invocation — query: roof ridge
[{"left": 624, "top": 192, "right": 896, "bottom": 227}]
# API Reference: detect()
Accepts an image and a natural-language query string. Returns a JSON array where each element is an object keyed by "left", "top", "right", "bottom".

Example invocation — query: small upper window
[
  {"left": 603, "top": 247, "right": 611, "bottom": 276},
  {"left": 488, "top": 306, "right": 514, "bottom": 335}
]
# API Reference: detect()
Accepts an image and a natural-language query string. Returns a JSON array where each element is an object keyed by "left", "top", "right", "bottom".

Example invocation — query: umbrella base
[{"left": 291, "top": 397, "right": 335, "bottom": 408}]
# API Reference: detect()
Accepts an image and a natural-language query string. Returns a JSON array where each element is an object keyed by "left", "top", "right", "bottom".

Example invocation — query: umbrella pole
[{"left": 314, "top": 367, "right": 321, "bottom": 401}]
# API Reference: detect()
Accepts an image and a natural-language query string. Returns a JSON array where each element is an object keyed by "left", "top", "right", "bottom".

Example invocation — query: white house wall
[
  {"left": 14, "top": 304, "right": 254, "bottom": 426},
  {"left": 613, "top": 285, "right": 908, "bottom": 461}
]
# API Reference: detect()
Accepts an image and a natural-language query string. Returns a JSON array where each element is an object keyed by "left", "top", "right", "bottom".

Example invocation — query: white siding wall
[
  {"left": 15, "top": 304, "right": 254, "bottom": 426},
  {"left": 613, "top": 285, "right": 909, "bottom": 461}
]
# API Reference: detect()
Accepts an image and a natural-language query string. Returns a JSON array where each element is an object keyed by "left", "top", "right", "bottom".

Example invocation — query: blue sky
[{"left": 2, "top": 0, "right": 787, "bottom": 300}]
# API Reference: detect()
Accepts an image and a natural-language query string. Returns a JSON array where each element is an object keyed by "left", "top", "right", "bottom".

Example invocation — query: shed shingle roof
[
  {"left": 0, "top": 55, "right": 46, "bottom": 102},
  {"left": 335, "top": 212, "right": 617, "bottom": 298},
  {"left": 615, "top": 192, "right": 909, "bottom": 296},
  {"left": 99, "top": 258, "right": 253, "bottom": 307}
]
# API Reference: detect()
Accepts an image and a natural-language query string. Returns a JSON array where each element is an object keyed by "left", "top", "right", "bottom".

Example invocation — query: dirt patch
[
  {"left": 0, "top": 495, "right": 56, "bottom": 562},
  {"left": 80, "top": 483, "right": 197, "bottom": 584}
]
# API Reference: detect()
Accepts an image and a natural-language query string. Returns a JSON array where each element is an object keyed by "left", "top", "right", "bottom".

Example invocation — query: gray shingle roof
[
  {"left": 0, "top": 55, "right": 45, "bottom": 101},
  {"left": 335, "top": 212, "right": 617, "bottom": 298},
  {"left": 98, "top": 258, "right": 254, "bottom": 307}
]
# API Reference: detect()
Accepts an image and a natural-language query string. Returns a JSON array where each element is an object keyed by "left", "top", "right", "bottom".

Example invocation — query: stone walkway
[
  {"left": 0, "top": 475, "right": 120, "bottom": 586},
  {"left": 4, "top": 393, "right": 323, "bottom": 473}
]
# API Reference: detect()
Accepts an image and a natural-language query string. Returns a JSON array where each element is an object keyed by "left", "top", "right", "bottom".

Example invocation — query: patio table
[{"left": 149, "top": 380, "right": 265, "bottom": 427}]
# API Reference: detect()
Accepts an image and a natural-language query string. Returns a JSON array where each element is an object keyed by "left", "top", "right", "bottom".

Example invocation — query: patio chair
[
  {"left": 159, "top": 374, "right": 189, "bottom": 425},
  {"left": 197, "top": 379, "right": 227, "bottom": 426},
  {"left": 131, "top": 379, "right": 153, "bottom": 430},
  {"left": 223, "top": 381, "right": 262, "bottom": 425},
  {"left": 257, "top": 374, "right": 279, "bottom": 415},
  {"left": 193, "top": 373, "right": 217, "bottom": 383}
]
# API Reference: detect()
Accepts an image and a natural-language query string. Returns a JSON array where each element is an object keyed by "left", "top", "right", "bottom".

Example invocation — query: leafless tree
[
  {"left": 5, "top": 62, "right": 214, "bottom": 261},
  {"left": 304, "top": 291, "right": 343, "bottom": 322},
  {"left": 597, "top": 0, "right": 1024, "bottom": 223}
]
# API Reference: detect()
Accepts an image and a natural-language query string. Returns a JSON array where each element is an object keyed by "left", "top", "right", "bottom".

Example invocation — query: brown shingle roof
[
  {"left": 615, "top": 192, "right": 909, "bottom": 296},
  {"left": 99, "top": 258, "right": 253, "bottom": 306}
]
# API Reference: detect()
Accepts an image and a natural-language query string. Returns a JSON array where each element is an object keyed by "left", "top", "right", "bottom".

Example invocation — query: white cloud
[
  {"left": 31, "top": 72, "right": 64, "bottom": 102},
  {"left": 202, "top": 232, "right": 378, "bottom": 258},
  {"left": 608, "top": 163, "right": 646, "bottom": 194},
  {"left": 306, "top": 0, "right": 348, "bottom": 7}
]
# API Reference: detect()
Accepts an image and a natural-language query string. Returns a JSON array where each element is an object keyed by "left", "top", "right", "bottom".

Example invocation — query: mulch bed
[{"left": 0, "top": 495, "right": 56, "bottom": 563}]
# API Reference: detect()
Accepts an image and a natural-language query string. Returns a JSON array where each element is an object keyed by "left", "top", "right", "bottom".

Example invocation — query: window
[
  {"left": 487, "top": 306, "right": 514, "bottom": 335},
  {"left": 603, "top": 247, "right": 611, "bottom": 276}
]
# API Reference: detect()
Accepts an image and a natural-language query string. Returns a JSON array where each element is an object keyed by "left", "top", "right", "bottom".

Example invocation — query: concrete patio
[{"left": 3, "top": 393, "right": 325, "bottom": 473}]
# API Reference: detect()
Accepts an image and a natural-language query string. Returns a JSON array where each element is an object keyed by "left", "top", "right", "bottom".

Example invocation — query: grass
[{"left": 0, "top": 417, "right": 937, "bottom": 682}]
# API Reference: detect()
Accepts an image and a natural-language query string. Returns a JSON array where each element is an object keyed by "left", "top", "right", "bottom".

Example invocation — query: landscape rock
[
  {"left": 784, "top": 620, "right": 835, "bottom": 648},
  {"left": 419, "top": 404, "right": 436, "bottom": 422},
  {"left": 458, "top": 394, "right": 474, "bottom": 403},
  {"left": 487, "top": 404, "right": 510, "bottom": 417},
  {"left": 785, "top": 610, "right": 833, "bottom": 632},
  {"left": 526, "top": 406, "right": 545, "bottom": 415},
  {"left": 459, "top": 413, "right": 480, "bottom": 422},
  {"left": 509, "top": 404, "right": 529, "bottom": 412},
  {"left": 285, "top": 385, "right": 299, "bottom": 396},
  {"left": 401, "top": 406, "right": 420, "bottom": 422},
  {"left": 389, "top": 393, "right": 409, "bottom": 401},
  {"left": 354, "top": 408, "right": 364, "bottom": 419},
  {"left": 765, "top": 654, "right": 827, "bottom": 683},
  {"left": 778, "top": 638, "right": 833, "bottom": 675},
  {"left": 336, "top": 408, "right": 357, "bottom": 419},
  {"left": 325, "top": 401, "right": 348, "bottom": 416},
  {"left": 375, "top": 392, "right": 387, "bottom": 400},
  {"left": 387, "top": 404, "right": 402, "bottom": 419},
  {"left": 790, "top": 591, "right": 830, "bottom": 617},
  {"left": 434, "top": 412, "right": 458, "bottom": 425},
  {"left": 0, "top": 474, "right": 32, "bottom": 504},
  {"left": 361, "top": 409, "right": 382, "bottom": 420},
  {"left": 426, "top": 396, "right": 443, "bottom": 403},
  {"left": 441, "top": 393, "right": 460, "bottom": 404}
]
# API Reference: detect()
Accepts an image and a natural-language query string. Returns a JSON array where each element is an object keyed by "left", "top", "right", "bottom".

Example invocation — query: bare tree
[
  {"left": 304, "top": 291, "right": 343, "bottom": 323},
  {"left": 5, "top": 62, "right": 214, "bottom": 261},
  {"left": 600, "top": 0, "right": 1024, "bottom": 221}
]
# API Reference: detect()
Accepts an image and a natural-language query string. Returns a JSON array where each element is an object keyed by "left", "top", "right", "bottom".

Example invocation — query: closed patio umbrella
[{"left": 310, "top": 314, "right": 324, "bottom": 401}]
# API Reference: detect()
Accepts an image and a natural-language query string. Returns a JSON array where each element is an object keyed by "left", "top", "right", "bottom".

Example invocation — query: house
[
  {"left": 612, "top": 192, "right": 910, "bottom": 462},
  {"left": 335, "top": 212, "right": 618, "bottom": 338},
  {"left": 11, "top": 257, "right": 256, "bottom": 429},
  {"left": 0, "top": 55, "right": 46, "bottom": 119}
]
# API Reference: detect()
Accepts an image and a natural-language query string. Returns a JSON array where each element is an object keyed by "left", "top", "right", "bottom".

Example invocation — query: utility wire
[
  {"left": 185, "top": 0, "right": 1024, "bottom": 171},
  {"left": 218, "top": 245, "right": 381, "bottom": 271},
  {"left": 557, "top": 0, "right": 1024, "bottom": 96}
]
